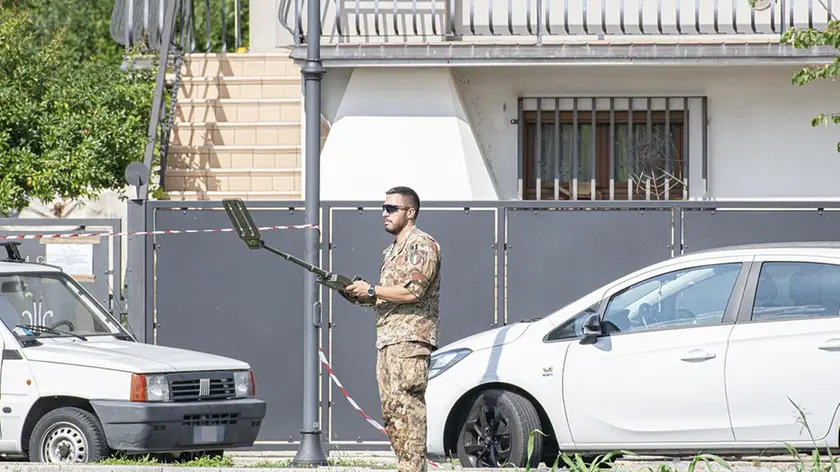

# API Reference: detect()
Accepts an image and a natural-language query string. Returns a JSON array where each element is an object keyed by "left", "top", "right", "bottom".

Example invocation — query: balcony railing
[
  {"left": 110, "top": 0, "right": 245, "bottom": 54},
  {"left": 279, "top": 0, "right": 837, "bottom": 45}
]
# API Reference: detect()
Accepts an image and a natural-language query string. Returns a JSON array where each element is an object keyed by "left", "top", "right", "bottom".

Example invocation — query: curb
[{"left": 0, "top": 462, "right": 818, "bottom": 472}]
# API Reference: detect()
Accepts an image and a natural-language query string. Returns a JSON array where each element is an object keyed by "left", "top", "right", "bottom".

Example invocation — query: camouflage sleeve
[
  {"left": 402, "top": 240, "right": 440, "bottom": 300},
  {"left": 356, "top": 295, "right": 376, "bottom": 307}
]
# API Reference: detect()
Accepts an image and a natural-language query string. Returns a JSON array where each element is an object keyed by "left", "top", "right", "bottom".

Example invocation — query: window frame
[
  {"left": 735, "top": 256, "right": 840, "bottom": 325},
  {"left": 520, "top": 108, "right": 688, "bottom": 201}
]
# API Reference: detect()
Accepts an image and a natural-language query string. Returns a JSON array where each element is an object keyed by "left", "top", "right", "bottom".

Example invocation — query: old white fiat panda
[{"left": 0, "top": 243, "right": 265, "bottom": 463}]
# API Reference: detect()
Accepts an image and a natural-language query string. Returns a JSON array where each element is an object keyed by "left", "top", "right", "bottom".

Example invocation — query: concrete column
[{"left": 319, "top": 67, "right": 499, "bottom": 201}]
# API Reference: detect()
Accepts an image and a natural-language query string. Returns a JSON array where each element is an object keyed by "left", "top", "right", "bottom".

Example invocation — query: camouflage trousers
[{"left": 376, "top": 341, "right": 432, "bottom": 472}]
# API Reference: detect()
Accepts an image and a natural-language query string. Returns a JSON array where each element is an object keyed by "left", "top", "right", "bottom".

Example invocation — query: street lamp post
[{"left": 293, "top": 0, "right": 328, "bottom": 465}]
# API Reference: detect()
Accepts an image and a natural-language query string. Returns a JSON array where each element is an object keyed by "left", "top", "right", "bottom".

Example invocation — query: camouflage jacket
[{"left": 363, "top": 225, "right": 441, "bottom": 351}]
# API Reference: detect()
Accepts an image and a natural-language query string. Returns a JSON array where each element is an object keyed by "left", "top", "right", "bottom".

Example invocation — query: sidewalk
[{"left": 0, "top": 451, "right": 827, "bottom": 472}]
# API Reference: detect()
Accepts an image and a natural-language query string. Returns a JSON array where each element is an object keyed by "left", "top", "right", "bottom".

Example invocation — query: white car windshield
[{"left": 0, "top": 272, "right": 126, "bottom": 338}]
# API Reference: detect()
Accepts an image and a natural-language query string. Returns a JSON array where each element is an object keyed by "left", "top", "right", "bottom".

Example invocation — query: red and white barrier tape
[
  {"left": 318, "top": 349, "right": 441, "bottom": 469},
  {"left": 0, "top": 224, "right": 318, "bottom": 241}
]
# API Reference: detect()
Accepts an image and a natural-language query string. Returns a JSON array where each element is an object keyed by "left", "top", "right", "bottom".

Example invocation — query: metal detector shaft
[
  {"left": 261, "top": 243, "right": 361, "bottom": 303},
  {"left": 261, "top": 243, "right": 329, "bottom": 279}
]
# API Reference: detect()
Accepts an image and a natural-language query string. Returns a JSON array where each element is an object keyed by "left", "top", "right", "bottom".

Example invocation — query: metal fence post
[
  {"left": 293, "top": 0, "right": 329, "bottom": 465},
  {"left": 126, "top": 199, "right": 149, "bottom": 343}
]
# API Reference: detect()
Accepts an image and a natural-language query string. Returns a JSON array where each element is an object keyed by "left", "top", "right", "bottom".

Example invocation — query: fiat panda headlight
[
  {"left": 130, "top": 374, "right": 170, "bottom": 402},
  {"left": 233, "top": 370, "right": 255, "bottom": 397}
]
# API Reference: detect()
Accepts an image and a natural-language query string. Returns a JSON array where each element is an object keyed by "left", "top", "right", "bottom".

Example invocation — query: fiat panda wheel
[{"left": 29, "top": 407, "right": 111, "bottom": 463}]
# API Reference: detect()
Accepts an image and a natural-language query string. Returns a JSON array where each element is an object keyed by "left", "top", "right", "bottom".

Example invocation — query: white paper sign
[{"left": 45, "top": 244, "right": 93, "bottom": 277}]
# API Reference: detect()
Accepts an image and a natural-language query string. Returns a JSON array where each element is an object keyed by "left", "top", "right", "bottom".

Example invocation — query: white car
[
  {"left": 427, "top": 242, "right": 840, "bottom": 467},
  {"left": 0, "top": 243, "right": 265, "bottom": 463}
]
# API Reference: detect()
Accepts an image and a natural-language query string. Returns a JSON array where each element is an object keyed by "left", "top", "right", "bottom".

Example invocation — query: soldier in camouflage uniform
[{"left": 344, "top": 186, "right": 441, "bottom": 472}]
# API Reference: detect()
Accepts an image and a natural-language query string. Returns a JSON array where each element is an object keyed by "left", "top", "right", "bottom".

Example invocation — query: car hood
[
  {"left": 435, "top": 321, "right": 534, "bottom": 354},
  {"left": 21, "top": 338, "right": 249, "bottom": 373}
]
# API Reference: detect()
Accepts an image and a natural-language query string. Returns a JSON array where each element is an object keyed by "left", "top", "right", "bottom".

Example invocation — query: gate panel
[
  {"left": 154, "top": 207, "right": 307, "bottom": 443},
  {"left": 682, "top": 209, "right": 840, "bottom": 253},
  {"left": 0, "top": 220, "right": 121, "bottom": 315},
  {"left": 327, "top": 207, "right": 497, "bottom": 443},
  {"left": 505, "top": 209, "right": 674, "bottom": 322}
]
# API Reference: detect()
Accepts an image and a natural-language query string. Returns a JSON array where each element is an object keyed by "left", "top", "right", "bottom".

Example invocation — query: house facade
[{"left": 219, "top": 0, "right": 840, "bottom": 203}]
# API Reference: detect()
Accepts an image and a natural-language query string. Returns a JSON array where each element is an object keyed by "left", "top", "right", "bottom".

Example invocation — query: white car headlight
[
  {"left": 429, "top": 348, "right": 471, "bottom": 380},
  {"left": 131, "top": 374, "right": 170, "bottom": 402},
  {"left": 233, "top": 370, "right": 255, "bottom": 397}
]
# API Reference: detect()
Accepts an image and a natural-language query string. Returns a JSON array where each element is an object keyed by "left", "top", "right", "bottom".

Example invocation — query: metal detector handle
[{"left": 315, "top": 274, "right": 364, "bottom": 305}]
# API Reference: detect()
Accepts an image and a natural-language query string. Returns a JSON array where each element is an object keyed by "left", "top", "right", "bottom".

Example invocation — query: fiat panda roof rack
[{"left": 1, "top": 242, "right": 24, "bottom": 263}]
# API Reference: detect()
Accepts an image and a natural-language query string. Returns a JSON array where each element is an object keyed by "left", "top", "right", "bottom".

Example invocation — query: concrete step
[
  {"left": 170, "top": 121, "right": 300, "bottom": 147},
  {"left": 174, "top": 98, "right": 302, "bottom": 123},
  {"left": 178, "top": 52, "right": 299, "bottom": 78},
  {"left": 164, "top": 190, "right": 301, "bottom": 200},
  {"left": 166, "top": 144, "right": 301, "bottom": 169},
  {"left": 177, "top": 76, "right": 301, "bottom": 100}
]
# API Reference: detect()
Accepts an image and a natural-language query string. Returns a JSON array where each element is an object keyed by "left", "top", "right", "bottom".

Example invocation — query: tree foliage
[
  {"left": 14, "top": 0, "right": 125, "bottom": 66},
  {"left": 0, "top": 4, "right": 155, "bottom": 216}
]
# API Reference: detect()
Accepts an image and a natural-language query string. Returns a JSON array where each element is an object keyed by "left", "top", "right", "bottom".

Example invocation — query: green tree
[
  {"left": 13, "top": 0, "right": 125, "bottom": 66},
  {"left": 749, "top": 0, "right": 840, "bottom": 150},
  {"left": 0, "top": 6, "right": 155, "bottom": 216}
]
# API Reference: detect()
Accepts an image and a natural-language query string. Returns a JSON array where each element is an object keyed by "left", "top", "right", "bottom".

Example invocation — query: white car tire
[
  {"left": 28, "top": 407, "right": 111, "bottom": 463},
  {"left": 455, "top": 389, "right": 543, "bottom": 468}
]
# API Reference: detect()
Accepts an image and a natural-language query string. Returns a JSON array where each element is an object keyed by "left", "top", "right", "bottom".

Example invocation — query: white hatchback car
[
  {"left": 0, "top": 243, "right": 265, "bottom": 463},
  {"left": 426, "top": 243, "right": 840, "bottom": 467}
]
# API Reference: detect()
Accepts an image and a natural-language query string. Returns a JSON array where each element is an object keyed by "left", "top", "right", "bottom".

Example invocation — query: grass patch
[
  {"left": 95, "top": 455, "right": 396, "bottom": 469},
  {"left": 523, "top": 398, "right": 840, "bottom": 472},
  {"left": 97, "top": 454, "right": 237, "bottom": 467}
]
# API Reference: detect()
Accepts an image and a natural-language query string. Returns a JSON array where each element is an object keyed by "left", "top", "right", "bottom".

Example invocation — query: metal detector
[{"left": 222, "top": 198, "right": 363, "bottom": 305}]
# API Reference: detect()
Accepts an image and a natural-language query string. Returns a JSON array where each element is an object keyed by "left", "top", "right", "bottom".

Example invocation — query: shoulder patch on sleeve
[{"left": 408, "top": 251, "right": 424, "bottom": 266}]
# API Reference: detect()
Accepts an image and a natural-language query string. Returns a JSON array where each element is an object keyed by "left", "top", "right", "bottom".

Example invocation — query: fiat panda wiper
[{"left": 16, "top": 324, "right": 87, "bottom": 341}]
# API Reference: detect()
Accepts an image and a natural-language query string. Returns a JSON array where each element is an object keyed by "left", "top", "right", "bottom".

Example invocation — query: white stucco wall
[
  {"left": 319, "top": 64, "right": 840, "bottom": 201},
  {"left": 318, "top": 67, "right": 500, "bottom": 200},
  {"left": 250, "top": 0, "right": 295, "bottom": 52}
]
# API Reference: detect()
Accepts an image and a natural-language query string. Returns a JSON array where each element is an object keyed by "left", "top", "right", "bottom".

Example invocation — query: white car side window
[
  {"left": 602, "top": 263, "right": 742, "bottom": 335},
  {"left": 545, "top": 303, "right": 599, "bottom": 342},
  {"left": 751, "top": 261, "right": 840, "bottom": 321}
]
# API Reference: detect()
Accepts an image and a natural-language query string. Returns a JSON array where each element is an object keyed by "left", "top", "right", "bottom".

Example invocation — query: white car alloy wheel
[
  {"left": 29, "top": 407, "right": 111, "bottom": 463},
  {"left": 456, "top": 389, "right": 542, "bottom": 468}
]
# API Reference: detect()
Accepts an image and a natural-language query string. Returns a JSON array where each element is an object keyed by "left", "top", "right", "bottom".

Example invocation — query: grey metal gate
[
  {"left": 323, "top": 205, "right": 498, "bottom": 444},
  {"left": 152, "top": 204, "right": 308, "bottom": 443},
  {"left": 127, "top": 200, "right": 840, "bottom": 450}
]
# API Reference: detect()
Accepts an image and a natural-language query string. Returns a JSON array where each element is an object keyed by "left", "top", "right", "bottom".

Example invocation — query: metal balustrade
[{"left": 279, "top": 0, "right": 837, "bottom": 45}]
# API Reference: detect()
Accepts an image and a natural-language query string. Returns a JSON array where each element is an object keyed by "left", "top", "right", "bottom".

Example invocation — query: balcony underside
[{"left": 289, "top": 40, "right": 838, "bottom": 66}]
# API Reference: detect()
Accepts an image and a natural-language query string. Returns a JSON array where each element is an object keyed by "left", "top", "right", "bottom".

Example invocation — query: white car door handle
[
  {"left": 680, "top": 349, "right": 716, "bottom": 361},
  {"left": 819, "top": 339, "right": 840, "bottom": 351}
]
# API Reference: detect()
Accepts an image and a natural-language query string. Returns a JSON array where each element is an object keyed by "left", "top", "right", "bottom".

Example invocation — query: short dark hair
[{"left": 386, "top": 186, "right": 420, "bottom": 218}]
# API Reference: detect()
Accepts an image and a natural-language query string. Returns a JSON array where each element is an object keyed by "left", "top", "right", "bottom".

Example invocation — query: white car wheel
[
  {"left": 29, "top": 407, "right": 111, "bottom": 463},
  {"left": 456, "top": 389, "right": 542, "bottom": 468}
]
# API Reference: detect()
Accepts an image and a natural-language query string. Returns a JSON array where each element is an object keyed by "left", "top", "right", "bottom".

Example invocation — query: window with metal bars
[{"left": 518, "top": 97, "right": 703, "bottom": 201}]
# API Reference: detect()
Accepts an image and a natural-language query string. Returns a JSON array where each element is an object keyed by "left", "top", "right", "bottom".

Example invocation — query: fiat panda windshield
[{"left": 0, "top": 272, "right": 127, "bottom": 339}]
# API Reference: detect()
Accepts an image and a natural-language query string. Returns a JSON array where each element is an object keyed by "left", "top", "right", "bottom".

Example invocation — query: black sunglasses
[{"left": 382, "top": 204, "right": 410, "bottom": 214}]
